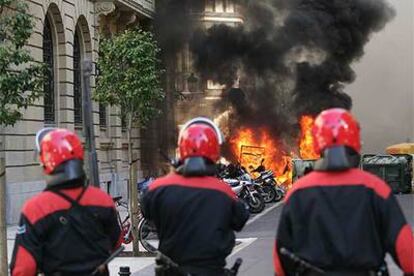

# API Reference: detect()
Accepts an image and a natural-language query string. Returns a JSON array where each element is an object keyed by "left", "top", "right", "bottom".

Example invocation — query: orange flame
[
  {"left": 229, "top": 128, "right": 292, "bottom": 186},
  {"left": 227, "top": 115, "right": 319, "bottom": 188},
  {"left": 299, "top": 115, "right": 320, "bottom": 160}
]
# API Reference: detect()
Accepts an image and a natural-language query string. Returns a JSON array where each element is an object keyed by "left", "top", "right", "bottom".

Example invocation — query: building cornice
[
  {"left": 117, "top": 0, "right": 154, "bottom": 18},
  {"left": 93, "top": 0, "right": 154, "bottom": 18}
]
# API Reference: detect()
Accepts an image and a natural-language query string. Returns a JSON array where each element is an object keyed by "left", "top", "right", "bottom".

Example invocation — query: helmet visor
[{"left": 34, "top": 127, "right": 56, "bottom": 156}]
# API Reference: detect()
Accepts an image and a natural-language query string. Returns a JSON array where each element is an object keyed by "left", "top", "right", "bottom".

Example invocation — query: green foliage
[
  {"left": 95, "top": 28, "right": 165, "bottom": 127},
  {"left": 0, "top": 0, "right": 46, "bottom": 126}
]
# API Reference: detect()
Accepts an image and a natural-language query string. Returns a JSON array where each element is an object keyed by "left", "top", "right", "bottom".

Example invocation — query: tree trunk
[
  {"left": 0, "top": 136, "right": 8, "bottom": 275},
  {"left": 127, "top": 114, "right": 140, "bottom": 256}
]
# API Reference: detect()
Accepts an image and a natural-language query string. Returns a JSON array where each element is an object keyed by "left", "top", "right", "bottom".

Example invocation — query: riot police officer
[
  {"left": 142, "top": 117, "right": 250, "bottom": 275},
  {"left": 274, "top": 108, "right": 414, "bottom": 276},
  {"left": 10, "top": 128, "right": 121, "bottom": 276}
]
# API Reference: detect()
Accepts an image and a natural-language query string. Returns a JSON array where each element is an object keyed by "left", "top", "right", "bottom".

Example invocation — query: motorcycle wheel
[
  {"left": 247, "top": 193, "right": 265, "bottom": 214},
  {"left": 137, "top": 218, "right": 158, "bottom": 253},
  {"left": 261, "top": 185, "right": 277, "bottom": 203},
  {"left": 274, "top": 189, "right": 284, "bottom": 202},
  {"left": 271, "top": 180, "right": 285, "bottom": 202}
]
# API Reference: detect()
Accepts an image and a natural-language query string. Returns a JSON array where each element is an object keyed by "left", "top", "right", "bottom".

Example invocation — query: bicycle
[
  {"left": 113, "top": 196, "right": 134, "bottom": 245},
  {"left": 113, "top": 196, "right": 159, "bottom": 253}
]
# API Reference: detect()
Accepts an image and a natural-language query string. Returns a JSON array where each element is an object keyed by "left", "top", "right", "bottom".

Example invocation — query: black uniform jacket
[
  {"left": 10, "top": 185, "right": 122, "bottom": 276},
  {"left": 142, "top": 172, "right": 250, "bottom": 270},
  {"left": 274, "top": 168, "right": 414, "bottom": 276}
]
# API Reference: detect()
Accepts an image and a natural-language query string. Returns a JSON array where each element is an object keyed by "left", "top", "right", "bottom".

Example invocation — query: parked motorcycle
[
  {"left": 219, "top": 163, "right": 265, "bottom": 213},
  {"left": 227, "top": 178, "right": 265, "bottom": 213},
  {"left": 251, "top": 159, "right": 285, "bottom": 202}
]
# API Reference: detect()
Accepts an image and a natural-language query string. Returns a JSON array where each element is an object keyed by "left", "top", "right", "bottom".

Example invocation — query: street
[{"left": 131, "top": 194, "right": 413, "bottom": 275}]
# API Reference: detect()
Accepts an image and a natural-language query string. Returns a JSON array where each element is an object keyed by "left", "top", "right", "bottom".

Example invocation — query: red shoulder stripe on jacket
[
  {"left": 22, "top": 192, "right": 71, "bottom": 225},
  {"left": 23, "top": 186, "right": 114, "bottom": 225},
  {"left": 285, "top": 169, "right": 391, "bottom": 202},
  {"left": 273, "top": 241, "right": 285, "bottom": 276},
  {"left": 395, "top": 224, "right": 414, "bottom": 273},
  {"left": 149, "top": 173, "right": 236, "bottom": 200},
  {"left": 11, "top": 245, "right": 37, "bottom": 276}
]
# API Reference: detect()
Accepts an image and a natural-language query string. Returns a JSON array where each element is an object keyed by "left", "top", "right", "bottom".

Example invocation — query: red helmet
[
  {"left": 178, "top": 117, "right": 224, "bottom": 162},
  {"left": 312, "top": 108, "right": 361, "bottom": 155},
  {"left": 36, "top": 128, "right": 84, "bottom": 174}
]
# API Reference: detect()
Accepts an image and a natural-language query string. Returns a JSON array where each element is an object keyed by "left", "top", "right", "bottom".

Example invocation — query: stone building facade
[{"left": 4, "top": 0, "right": 155, "bottom": 224}]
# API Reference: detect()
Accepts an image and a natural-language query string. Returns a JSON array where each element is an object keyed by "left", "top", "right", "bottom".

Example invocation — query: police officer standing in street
[
  {"left": 10, "top": 128, "right": 122, "bottom": 276},
  {"left": 142, "top": 117, "right": 250, "bottom": 276},
  {"left": 274, "top": 108, "right": 414, "bottom": 275}
]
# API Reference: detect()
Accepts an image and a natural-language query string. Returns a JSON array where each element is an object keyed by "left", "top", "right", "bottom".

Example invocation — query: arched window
[
  {"left": 73, "top": 29, "right": 82, "bottom": 126},
  {"left": 43, "top": 17, "right": 55, "bottom": 124}
]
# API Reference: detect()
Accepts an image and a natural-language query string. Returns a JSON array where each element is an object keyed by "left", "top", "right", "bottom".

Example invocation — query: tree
[
  {"left": 0, "top": 0, "right": 46, "bottom": 126},
  {"left": 95, "top": 28, "right": 164, "bottom": 256},
  {"left": 0, "top": 0, "right": 46, "bottom": 274}
]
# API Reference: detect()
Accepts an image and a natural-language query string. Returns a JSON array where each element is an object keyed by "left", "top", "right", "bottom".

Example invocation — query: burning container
[
  {"left": 240, "top": 145, "right": 265, "bottom": 172},
  {"left": 361, "top": 154, "right": 413, "bottom": 194}
]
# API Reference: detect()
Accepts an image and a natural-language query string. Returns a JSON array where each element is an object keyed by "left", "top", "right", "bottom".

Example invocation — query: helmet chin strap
[{"left": 314, "top": 146, "right": 360, "bottom": 172}]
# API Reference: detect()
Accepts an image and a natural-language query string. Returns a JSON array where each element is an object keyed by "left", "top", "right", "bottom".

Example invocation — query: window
[
  {"left": 215, "top": 0, "right": 224, "bottom": 12},
  {"left": 43, "top": 17, "right": 55, "bottom": 124},
  {"left": 99, "top": 104, "right": 107, "bottom": 127},
  {"left": 206, "top": 0, "right": 215, "bottom": 12},
  {"left": 225, "top": 0, "right": 235, "bottom": 12},
  {"left": 73, "top": 30, "right": 82, "bottom": 126},
  {"left": 207, "top": 80, "right": 225, "bottom": 90}
]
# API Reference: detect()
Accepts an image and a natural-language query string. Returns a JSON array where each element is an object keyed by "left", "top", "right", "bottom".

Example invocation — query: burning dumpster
[{"left": 361, "top": 154, "right": 413, "bottom": 194}]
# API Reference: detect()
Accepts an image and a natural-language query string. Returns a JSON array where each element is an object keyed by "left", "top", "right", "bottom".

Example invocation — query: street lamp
[{"left": 187, "top": 72, "right": 198, "bottom": 93}]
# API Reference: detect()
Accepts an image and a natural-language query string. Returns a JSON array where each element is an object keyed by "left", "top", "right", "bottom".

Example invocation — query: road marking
[
  {"left": 246, "top": 201, "right": 283, "bottom": 226},
  {"left": 230, "top": 238, "right": 257, "bottom": 257}
]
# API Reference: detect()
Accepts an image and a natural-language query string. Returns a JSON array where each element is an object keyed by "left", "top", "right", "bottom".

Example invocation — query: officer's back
[
  {"left": 10, "top": 128, "right": 121, "bottom": 276},
  {"left": 142, "top": 118, "right": 249, "bottom": 275},
  {"left": 274, "top": 109, "right": 414, "bottom": 276}
]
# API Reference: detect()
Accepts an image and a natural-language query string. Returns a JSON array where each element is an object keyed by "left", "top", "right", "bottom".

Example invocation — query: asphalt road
[{"left": 135, "top": 194, "right": 413, "bottom": 275}]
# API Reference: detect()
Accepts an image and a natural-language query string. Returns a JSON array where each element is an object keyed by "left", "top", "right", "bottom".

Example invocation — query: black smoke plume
[
  {"left": 191, "top": 0, "right": 394, "bottom": 114},
  {"left": 155, "top": 0, "right": 395, "bottom": 146}
]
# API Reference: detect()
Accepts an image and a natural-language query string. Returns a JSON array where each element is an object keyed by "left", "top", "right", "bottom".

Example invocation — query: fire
[
  {"left": 226, "top": 115, "right": 320, "bottom": 188},
  {"left": 299, "top": 115, "right": 320, "bottom": 160},
  {"left": 229, "top": 128, "right": 292, "bottom": 186}
]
